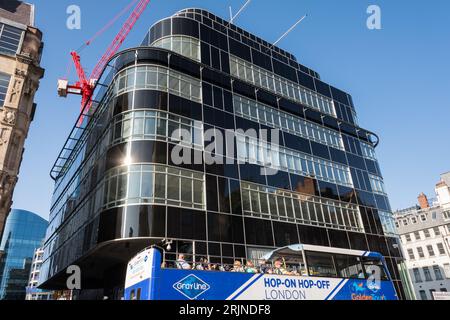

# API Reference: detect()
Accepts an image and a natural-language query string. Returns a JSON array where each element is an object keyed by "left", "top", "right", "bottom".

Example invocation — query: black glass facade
[{"left": 39, "top": 8, "right": 405, "bottom": 299}]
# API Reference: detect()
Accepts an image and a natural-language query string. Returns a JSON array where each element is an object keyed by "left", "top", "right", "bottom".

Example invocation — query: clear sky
[{"left": 12, "top": 0, "right": 450, "bottom": 220}]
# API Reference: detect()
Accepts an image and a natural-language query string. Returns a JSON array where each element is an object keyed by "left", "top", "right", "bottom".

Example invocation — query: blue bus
[{"left": 124, "top": 244, "right": 398, "bottom": 301}]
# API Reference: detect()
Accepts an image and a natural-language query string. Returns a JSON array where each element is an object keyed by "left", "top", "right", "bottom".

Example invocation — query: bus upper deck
[{"left": 124, "top": 244, "right": 398, "bottom": 301}]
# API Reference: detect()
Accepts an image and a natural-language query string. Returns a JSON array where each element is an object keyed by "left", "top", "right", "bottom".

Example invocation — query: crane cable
[{"left": 62, "top": 0, "right": 139, "bottom": 80}]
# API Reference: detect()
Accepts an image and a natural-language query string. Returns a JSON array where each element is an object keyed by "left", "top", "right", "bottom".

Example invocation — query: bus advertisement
[{"left": 124, "top": 244, "right": 398, "bottom": 301}]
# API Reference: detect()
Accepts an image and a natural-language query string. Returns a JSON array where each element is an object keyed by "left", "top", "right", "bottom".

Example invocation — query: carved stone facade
[{"left": 0, "top": 2, "right": 44, "bottom": 236}]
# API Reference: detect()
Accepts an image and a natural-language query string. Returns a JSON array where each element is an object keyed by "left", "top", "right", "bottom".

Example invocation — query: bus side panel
[
  {"left": 150, "top": 270, "right": 398, "bottom": 301},
  {"left": 124, "top": 248, "right": 162, "bottom": 300},
  {"left": 331, "top": 279, "right": 398, "bottom": 301},
  {"left": 124, "top": 279, "right": 151, "bottom": 300},
  {"left": 155, "top": 269, "right": 256, "bottom": 300}
]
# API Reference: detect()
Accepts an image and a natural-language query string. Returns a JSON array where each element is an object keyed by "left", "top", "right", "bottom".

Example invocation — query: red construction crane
[{"left": 58, "top": 0, "right": 151, "bottom": 117}]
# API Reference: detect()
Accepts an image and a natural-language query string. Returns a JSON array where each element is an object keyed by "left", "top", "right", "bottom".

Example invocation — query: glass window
[
  {"left": 334, "top": 254, "right": 363, "bottom": 279},
  {"left": 427, "top": 245, "right": 435, "bottom": 257},
  {"left": 306, "top": 251, "right": 337, "bottom": 278},
  {"left": 144, "top": 117, "right": 156, "bottom": 136},
  {"left": 433, "top": 227, "right": 440, "bottom": 236},
  {"left": 0, "top": 72, "right": 11, "bottom": 108},
  {"left": 417, "top": 247, "right": 425, "bottom": 258},
  {"left": 167, "top": 174, "right": 180, "bottom": 201},
  {"left": 362, "top": 258, "right": 388, "bottom": 281},
  {"left": 433, "top": 265, "right": 443, "bottom": 280},
  {"left": 404, "top": 234, "right": 411, "bottom": 242},
  {"left": 424, "top": 229, "right": 431, "bottom": 238},
  {"left": 152, "top": 35, "right": 201, "bottom": 61},
  {"left": 133, "top": 117, "right": 145, "bottom": 136},
  {"left": 241, "top": 182, "right": 361, "bottom": 232},
  {"left": 181, "top": 177, "right": 193, "bottom": 203},
  {"left": 0, "top": 23, "right": 23, "bottom": 55},
  {"left": 413, "top": 268, "right": 422, "bottom": 283},
  {"left": 193, "top": 179, "right": 204, "bottom": 205},
  {"left": 444, "top": 263, "right": 450, "bottom": 279},
  {"left": 141, "top": 172, "right": 154, "bottom": 198},
  {"left": 154, "top": 172, "right": 166, "bottom": 199},
  {"left": 115, "top": 173, "right": 127, "bottom": 200},
  {"left": 128, "top": 172, "right": 141, "bottom": 199},
  {"left": 419, "top": 290, "right": 427, "bottom": 300},
  {"left": 407, "top": 249, "right": 415, "bottom": 260},
  {"left": 437, "top": 243, "right": 446, "bottom": 255},
  {"left": 414, "top": 231, "right": 421, "bottom": 241},
  {"left": 423, "top": 267, "right": 433, "bottom": 282},
  {"left": 229, "top": 55, "right": 335, "bottom": 116}
]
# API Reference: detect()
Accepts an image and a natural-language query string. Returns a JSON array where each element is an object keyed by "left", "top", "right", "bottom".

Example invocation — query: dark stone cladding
[{"left": 39, "top": 8, "right": 406, "bottom": 299}]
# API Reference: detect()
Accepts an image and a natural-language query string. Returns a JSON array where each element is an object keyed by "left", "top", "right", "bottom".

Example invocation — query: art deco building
[
  {"left": 0, "top": 1, "right": 44, "bottom": 236},
  {"left": 39, "top": 8, "right": 405, "bottom": 299}
]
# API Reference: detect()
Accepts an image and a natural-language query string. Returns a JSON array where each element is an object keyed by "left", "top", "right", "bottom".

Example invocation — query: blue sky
[{"left": 12, "top": 0, "right": 450, "bottom": 219}]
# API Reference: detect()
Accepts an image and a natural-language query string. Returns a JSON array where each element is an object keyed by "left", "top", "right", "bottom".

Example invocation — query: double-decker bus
[{"left": 124, "top": 244, "right": 398, "bottom": 301}]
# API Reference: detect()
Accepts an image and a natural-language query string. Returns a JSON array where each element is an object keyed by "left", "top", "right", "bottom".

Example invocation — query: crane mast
[{"left": 58, "top": 0, "right": 151, "bottom": 116}]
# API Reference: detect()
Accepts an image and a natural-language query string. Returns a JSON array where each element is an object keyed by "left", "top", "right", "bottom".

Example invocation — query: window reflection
[
  {"left": 103, "top": 164, "right": 205, "bottom": 210},
  {"left": 114, "top": 65, "right": 202, "bottom": 103},
  {"left": 234, "top": 94, "right": 344, "bottom": 150},
  {"left": 230, "top": 55, "right": 335, "bottom": 116},
  {"left": 112, "top": 110, "right": 204, "bottom": 149},
  {"left": 236, "top": 132, "right": 353, "bottom": 187},
  {"left": 241, "top": 181, "right": 363, "bottom": 232},
  {"left": 151, "top": 36, "right": 201, "bottom": 62}
]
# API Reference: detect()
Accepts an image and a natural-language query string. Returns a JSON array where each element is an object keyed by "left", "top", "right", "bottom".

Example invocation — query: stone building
[
  {"left": 394, "top": 174, "right": 450, "bottom": 300},
  {"left": 0, "top": 0, "right": 44, "bottom": 236}
]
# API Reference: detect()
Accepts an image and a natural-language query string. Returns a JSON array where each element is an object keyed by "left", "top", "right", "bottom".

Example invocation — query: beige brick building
[{"left": 0, "top": 1, "right": 44, "bottom": 236}]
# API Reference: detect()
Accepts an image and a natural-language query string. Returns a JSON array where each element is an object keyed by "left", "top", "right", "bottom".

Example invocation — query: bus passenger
[
  {"left": 258, "top": 260, "right": 270, "bottom": 274},
  {"left": 175, "top": 254, "right": 191, "bottom": 270},
  {"left": 358, "top": 270, "right": 365, "bottom": 279},
  {"left": 195, "top": 257, "right": 208, "bottom": 270},
  {"left": 231, "top": 260, "right": 245, "bottom": 273},
  {"left": 245, "top": 260, "right": 259, "bottom": 273},
  {"left": 207, "top": 263, "right": 218, "bottom": 271},
  {"left": 273, "top": 259, "right": 292, "bottom": 275}
]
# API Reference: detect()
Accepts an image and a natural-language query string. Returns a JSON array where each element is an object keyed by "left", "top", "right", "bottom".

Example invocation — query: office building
[
  {"left": 25, "top": 246, "right": 53, "bottom": 300},
  {"left": 0, "top": 209, "right": 47, "bottom": 299},
  {"left": 0, "top": 0, "right": 45, "bottom": 237},
  {"left": 39, "top": 8, "right": 404, "bottom": 299}
]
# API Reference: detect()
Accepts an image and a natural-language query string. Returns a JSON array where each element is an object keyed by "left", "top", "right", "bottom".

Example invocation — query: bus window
[
  {"left": 334, "top": 254, "right": 364, "bottom": 279},
  {"left": 137, "top": 288, "right": 142, "bottom": 301},
  {"left": 362, "top": 258, "right": 389, "bottom": 281},
  {"left": 130, "top": 289, "right": 136, "bottom": 300},
  {"left": 273, "top": 254, "right": 307, "bottom": 276},
  {"left": 305, "top": 251, "right": 337, "bottom": 278}
]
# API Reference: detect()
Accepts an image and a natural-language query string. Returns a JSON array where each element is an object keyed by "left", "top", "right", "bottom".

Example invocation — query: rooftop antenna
[
  {"left": 229, "top": 0, "right": 252, "bottom": 25},
  {"left": 268, "top": 14, "right": 308, "bottom": 50}
]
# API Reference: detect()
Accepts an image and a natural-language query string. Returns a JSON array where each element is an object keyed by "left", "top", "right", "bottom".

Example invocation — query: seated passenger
[
  {"left": 195, "top": 257, "right": 207, "bottom": 270},
  {"left": 258, "top": 260, "right": 270, "bottom": 274},
  {"left": 231, "top": 260, "right": 245, "bottom": 273},
  {"left": 245, "top": 260, "right": 259, "bottom": 273},
  {"left": 207, "top": 263, "right": 218, "bottom": 271},
  {"left": 289, "top": 267, "right": 300, "bottom": 276},
  {"left": 273, "top": 259, "right": 292, "bottom": 275},
  {"left": 358, "top": 270, "right": 365, "bottom": 279},
  {"left": 175, "top": 254, "right": 191, "bottom": 270}
]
